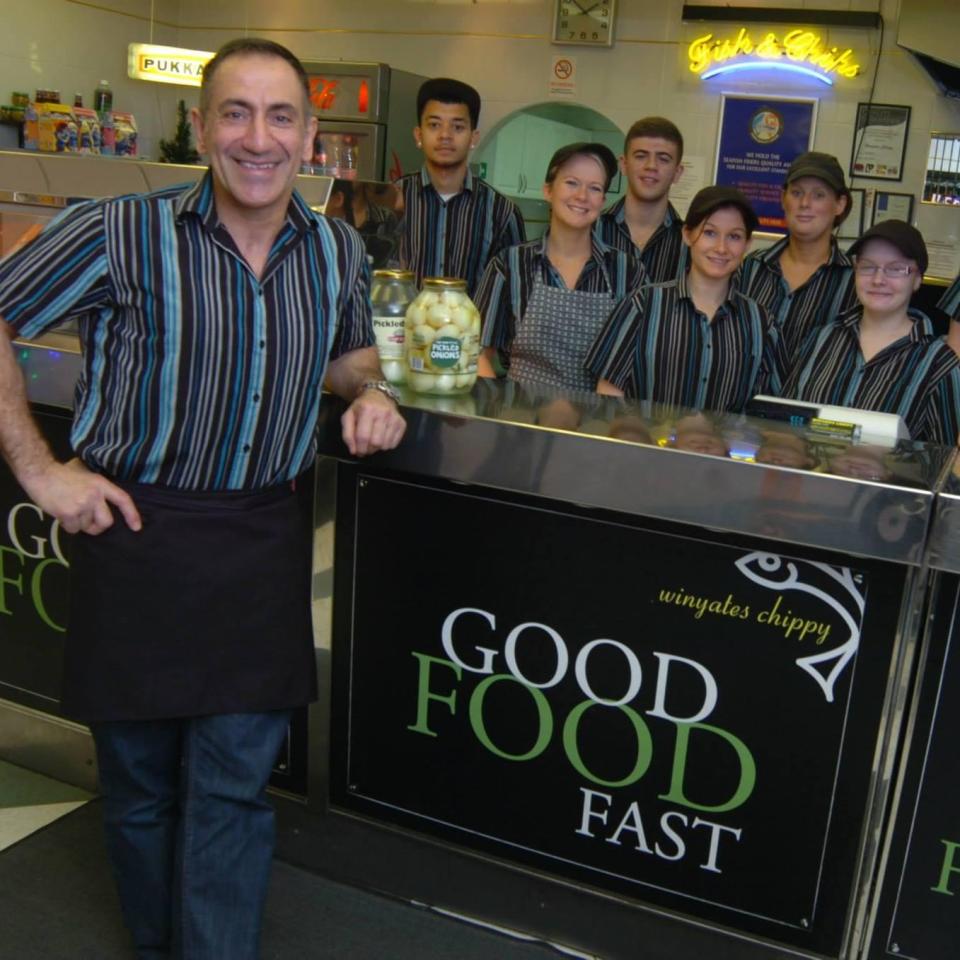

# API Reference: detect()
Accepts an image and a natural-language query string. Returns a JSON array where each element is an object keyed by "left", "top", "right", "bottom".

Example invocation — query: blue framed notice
[{"left": 714, "top": 94, "right": 818, "bottom": 236}]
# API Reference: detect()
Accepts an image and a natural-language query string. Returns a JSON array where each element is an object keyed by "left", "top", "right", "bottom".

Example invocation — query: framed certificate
[
  {"left": 872, "top": 190, "right": 914, "bottom": 224},
  {"left": 839, "top": 188, "right": 866, "bottom": 239},
  {"left": 850, "top": 103, "right": 910, "bottom": 182}
]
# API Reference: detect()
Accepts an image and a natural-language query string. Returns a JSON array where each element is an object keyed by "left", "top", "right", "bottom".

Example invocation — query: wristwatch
[{"left": 358, "top": 379, "right": 401, "bottom": 405}]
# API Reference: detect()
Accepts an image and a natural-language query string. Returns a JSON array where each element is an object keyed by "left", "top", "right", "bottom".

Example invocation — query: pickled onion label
[{"left": 429, "top": 337, "right": 461, "bottom": 369}]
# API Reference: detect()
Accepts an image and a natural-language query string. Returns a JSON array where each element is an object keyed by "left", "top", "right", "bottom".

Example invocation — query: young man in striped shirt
[
  {"left": 397, "top": 77, "right": 525, "bottom": 295},
  {"left": 595, "top": 116, "right": 688, "bottom": 283},
  {"left": 0, "top": 38, "right": 404, "bottom": 959}
]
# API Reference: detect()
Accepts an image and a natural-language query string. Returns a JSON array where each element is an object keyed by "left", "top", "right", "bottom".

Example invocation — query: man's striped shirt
[
  {"left": 585, "top": 274, "right": 781, "bottom": 412},
  {"left": 476, "top": 233, "right": 643, "bottom": 357},
  {"left": 780, "top": 306, "right": 960, "bottom": 445},
  {"left": 397, "top": 167, "right": 525, "bottom": 296},
  {"left": 0, "top": 174, "right": 373, "bottom": 490},
  {"left": 595, "top": 199, "right": 687, "bottom": 283},
  {"left": 938, "top": 274, "right": 960, "bottom": 321},
  {"left": 736, "top": 237, "right": 857, "bottom": 360}
]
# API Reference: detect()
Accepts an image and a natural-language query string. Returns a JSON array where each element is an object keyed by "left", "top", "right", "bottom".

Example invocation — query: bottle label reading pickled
[
  {"left": 372, "top": 317, "right": 405, "bottom": 360},
  {"left": 371, "top": 269, "right": 417, "bottom": 385}
]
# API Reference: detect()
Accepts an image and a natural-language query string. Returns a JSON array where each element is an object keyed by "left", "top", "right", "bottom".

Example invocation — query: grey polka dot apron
[{"left": 509, "top": 272, "right": 615, "bottom": 396}]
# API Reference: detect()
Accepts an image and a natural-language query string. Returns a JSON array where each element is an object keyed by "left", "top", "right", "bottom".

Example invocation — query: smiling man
[
  {"left": 397, "top": 77, "right": 524, "bottom": 295},
  {"left": 596, "top": 116, "right": 688, "bottom": 283},
  {"left": 0, "top": 37, "right": 404, "bottom": 960}
]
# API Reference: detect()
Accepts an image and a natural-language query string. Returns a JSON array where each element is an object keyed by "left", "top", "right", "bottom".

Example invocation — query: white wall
[
  {"left": 172, "top": 0, "right": 959, "bottom": 253},
  {"left": 0, "top": 0, "right": 185, "bottom": 159}
]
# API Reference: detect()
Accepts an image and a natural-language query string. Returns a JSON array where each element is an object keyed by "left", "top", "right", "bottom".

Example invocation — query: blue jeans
[{"left": 91, "top": 711, "right": 292, "bottom": 960}]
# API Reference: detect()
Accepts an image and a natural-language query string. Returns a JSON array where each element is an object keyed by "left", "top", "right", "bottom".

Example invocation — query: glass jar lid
[
  {"left": 423, "top": 277, "right": 467, "bottom": 289},
  {"left": 373, "top": 269, "right": 415, "bottom": 280}
]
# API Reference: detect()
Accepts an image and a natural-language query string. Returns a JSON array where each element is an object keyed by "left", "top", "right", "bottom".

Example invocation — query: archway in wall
[{"left": 475, "top": 102, "right": 624, "bottom": 239}]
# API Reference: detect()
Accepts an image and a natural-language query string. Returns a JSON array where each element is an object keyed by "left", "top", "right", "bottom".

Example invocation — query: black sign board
[
  {"left": 331, "top": 468, "right": 908, "bottom": 956},
  {"left": 868, "top": 574, "right": 960, "bottom": 959},
  {"left": 0, "top": 407, "right": 73, "bottom": 714}
]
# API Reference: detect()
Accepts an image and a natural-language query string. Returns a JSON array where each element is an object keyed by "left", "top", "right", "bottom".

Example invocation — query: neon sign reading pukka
[{"left": 688, "top": 28, "right": 862, "bottom": 83}]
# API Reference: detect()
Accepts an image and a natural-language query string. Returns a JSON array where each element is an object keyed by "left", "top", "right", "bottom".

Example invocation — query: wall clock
[{"left": 552, "top": 0, "right": 616, "bottom": 47}]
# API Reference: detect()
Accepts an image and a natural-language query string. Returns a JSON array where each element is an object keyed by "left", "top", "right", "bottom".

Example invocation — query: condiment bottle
[
  {"left": 371, "top": 269, "right": 417, "bottom": 384},
  {"left": 93, "top": 80, "right": 113, "bottom": 114}
]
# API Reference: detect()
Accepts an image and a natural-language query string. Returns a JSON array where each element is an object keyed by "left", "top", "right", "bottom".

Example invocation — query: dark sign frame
[
  {"left": 330, "top": 464, "right": 910, "bottom": 956},
  {"left": 0, "top": 405, "right": 74, "bottom": 714},
  {"left": 866, "top": 573, "right": 960, "bottom": 959}
]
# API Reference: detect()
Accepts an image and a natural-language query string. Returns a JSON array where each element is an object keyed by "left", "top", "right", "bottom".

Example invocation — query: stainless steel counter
[{"left": 316, "top": 381, "right": 956, "bottom": 567}]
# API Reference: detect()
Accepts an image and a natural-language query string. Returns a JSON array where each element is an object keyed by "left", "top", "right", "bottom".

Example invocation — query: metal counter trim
[
  {"left": 317, "top": 399, "right": 936, "bottom": 566},
  {"left": 928, "top": 491, "right": 960, "bottom": 574}
]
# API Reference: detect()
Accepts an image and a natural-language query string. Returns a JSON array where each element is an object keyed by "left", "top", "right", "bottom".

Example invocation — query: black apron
[{"left": 62, "top": 479, "right": 316, "bottom": 723}]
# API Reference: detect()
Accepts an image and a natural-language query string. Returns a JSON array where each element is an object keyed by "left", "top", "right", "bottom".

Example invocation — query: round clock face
[{"left": 554, "top": 0, "right": 614, "bottom": 45}]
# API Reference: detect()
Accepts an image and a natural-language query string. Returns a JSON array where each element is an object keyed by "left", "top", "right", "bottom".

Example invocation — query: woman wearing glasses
[{"left": 780, "top": 221, "right": 960, "bottom": 445}]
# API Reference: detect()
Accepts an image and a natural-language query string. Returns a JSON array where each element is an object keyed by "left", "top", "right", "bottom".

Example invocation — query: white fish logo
[{"left": 734, "top": 552, "right": 864, "bottom": 703}]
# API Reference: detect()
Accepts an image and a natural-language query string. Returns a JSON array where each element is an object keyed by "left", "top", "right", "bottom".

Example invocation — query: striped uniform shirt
[
  {"left": 938, "top": 274, "right": 960, "bottom": 321},
  {"left": 476, "top": 233, "right": 643, "bottom": 358},
  {"left": 595, "top": 199, "right": 687, "bottom": 283},
  {"left": 585, "top": 273, "right": 781, "bottom": 412},
  {"left": 781, "top": 306, "right": 960, "bottom": 445},
  {"left": 0, "top": 174, "right": 373, "bottom": 491},
  {"left": 397, "top": 166, "right": 525, "bottom": 296},
  {"left": 736, "top": 237, "right": 857, "bottom": 361}
]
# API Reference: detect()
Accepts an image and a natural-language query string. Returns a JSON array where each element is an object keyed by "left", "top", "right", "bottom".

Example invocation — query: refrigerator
[{"left": 300, "top": 61, "right": 428, "bottom": 182}]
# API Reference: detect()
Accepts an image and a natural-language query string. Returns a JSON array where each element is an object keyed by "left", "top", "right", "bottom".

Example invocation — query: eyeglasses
[{"left": 854, "top": 262, "right": 916, "bottom": 278}]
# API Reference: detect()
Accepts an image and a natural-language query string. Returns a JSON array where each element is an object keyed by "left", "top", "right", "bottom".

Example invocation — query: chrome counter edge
[
  {"left": 316, "top": 395, "right": 937, "bottom": 567},
  {"left": 928, "top": 488, "right": 960, "bottom": 573}
]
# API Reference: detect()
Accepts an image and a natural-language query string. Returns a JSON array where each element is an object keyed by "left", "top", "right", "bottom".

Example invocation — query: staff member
[
  {"left": 737, "top": 152, "right": 856, "bottom": 361},
  {"left": 588, "top": 186, "right": 780, "bottom": 412},
  {"left": 0, "top": 38, "right": 405, "bottom": 959},
  {"left": 781, "top": 221, "right": 960, "bottom": 445},
  {"left": 595, "top": 116, "right": 687, "bottom": 282},
  {"left": 475, "top": 142, "right": 642, "bottom": 395},
  {"left": 397, "top": 77, "right": 524, "bottom": 295}
]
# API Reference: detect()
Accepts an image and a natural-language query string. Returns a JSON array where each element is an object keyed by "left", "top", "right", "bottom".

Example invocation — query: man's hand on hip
[{"left": 23, "top": 458, "right": 142, "bottom": 535}]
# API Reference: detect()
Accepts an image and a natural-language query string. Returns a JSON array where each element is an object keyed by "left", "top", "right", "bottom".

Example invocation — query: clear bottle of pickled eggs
[
  {"left": 404, "top": 277, "right": 480, "bottom": 395},
  {"left": 371, "top": 269, "right": 417, "bottom": 385}
]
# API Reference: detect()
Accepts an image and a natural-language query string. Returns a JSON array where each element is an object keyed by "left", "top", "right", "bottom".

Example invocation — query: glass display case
[{"left": 303, "top": 380, "right": 957, "bottom": 960}]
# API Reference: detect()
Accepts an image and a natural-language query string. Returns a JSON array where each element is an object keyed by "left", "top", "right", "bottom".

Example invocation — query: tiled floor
[
  {"left": 0, "top": 758, "right": 92, "bottom": 852},
  {"left": 0, "top": 767, "right": 580, "bottom": 959}
]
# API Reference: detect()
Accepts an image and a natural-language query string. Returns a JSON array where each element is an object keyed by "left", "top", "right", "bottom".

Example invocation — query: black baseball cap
[
  {"left": 545, "top": 142, "right": 618, "bottom": 192},
  {"left": 848, "top": 220, "right": 928, "bottom": 274},
  {"left": 685, "top": 185, "right": 759, "bottom": 235},
  {"left": 785, "top": 151, "right": 848, "bottom": 194}
]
